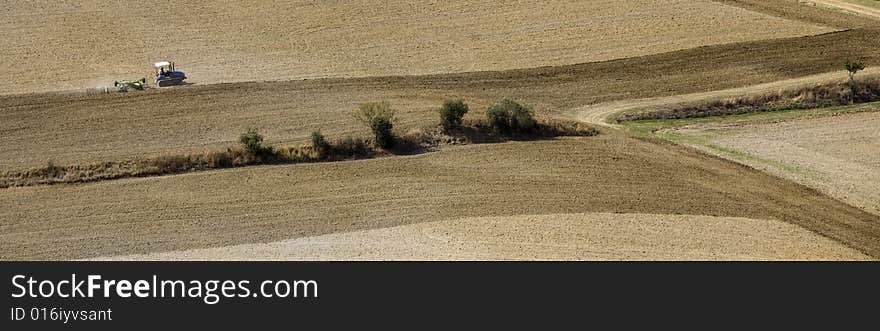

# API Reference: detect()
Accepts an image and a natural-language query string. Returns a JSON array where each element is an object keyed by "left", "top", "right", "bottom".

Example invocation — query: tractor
[
  {"left": 154, "top": 61, "right": 187, "bottom": 87},
  {"left": 114, "top": 78, "right": 146, "bottom": 92}
]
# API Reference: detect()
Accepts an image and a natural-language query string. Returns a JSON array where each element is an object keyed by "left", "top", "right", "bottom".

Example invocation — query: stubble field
[
  {"left": 4, "top": 134, "right": 879, "bottom": 260},
  {"left": 710, "top": 110, "right": 880, "bottom": 215},
  {"left": 1, "top": 0, "right": 832, "bottom": 94},
  {"left": 2, "top": 0, "right": 879, "bottom": 260},
  {"left": 97, "top": 213, "right": 869, "bottom": 261}
]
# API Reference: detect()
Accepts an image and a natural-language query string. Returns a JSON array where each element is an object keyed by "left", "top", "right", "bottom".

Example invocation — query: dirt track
[
  {"left": 3, "top": 0, "right": 875, "bottom": 170},
  {"left": 94, "top": 213, "right": 869, "bottom": 261},
  {"left": 3, "top": 1, "right": 879, "bottom": 171},
  {"left": 574, "top": 68, "right": 880, "bottom": 125},
  {"left": 0, "top": 0, "right": 832, "bottom": 94},
  {"left": 2, "top": 0, "right": 880, "bottom": 261},
  {"left": 811, "top": 0, "right": 880, "bottom": 18},
  {"left": 4, "top": 26, "right": 880, "bottom": 171}
]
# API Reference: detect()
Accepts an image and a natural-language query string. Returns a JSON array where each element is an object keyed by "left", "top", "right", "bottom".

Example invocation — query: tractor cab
[{"left": 154, "top": 61, "right": 187, "bottom": 87}]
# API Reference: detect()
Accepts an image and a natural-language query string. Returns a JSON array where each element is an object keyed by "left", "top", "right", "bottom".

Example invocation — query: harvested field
[
  {"left": 3, "top": 0, "right": 880, "bottom": 171},
  {"left": 6, "top": 25, "right": 880, "bottom": 171},
  {"left": 94, "top": 213, "right": 869, "bottom": 261},
  {"left": 2, "top": 134, "right": 879, "bottom": 260},
  {"left": 0, "top": 0, "right": 834, "bottom": 94},
  {"left": 711, "top": 111, "right": 880, "bottom": 215},
  {"left": 626, "top": 101, "right": 880, "bottom": 216},
  {"left": 0, "top": 119, "right": 598, "bottom": 188},
  {"left": 2, "top": 0, "right": 880, "bottom": 262},
  {"left": 0, "top": 85, "right": 451, "bottom": 171}
]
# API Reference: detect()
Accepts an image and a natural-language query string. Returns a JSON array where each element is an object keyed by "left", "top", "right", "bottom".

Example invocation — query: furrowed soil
[
  {"left": 3, "top": 134, "right": 880, "bottom": 260},
  {"left": 4, "top": 25, "right": 880, "bottom": 171},
  {"left": 618, "top": 101, "right": 880, "bottom": 216},
  {"left": 709, "top": 111, "right": 880, "bottom": 215},
  {"left": 0, "top": 0, "right": 833, "bottom": 94},
  {"left": 95, "top": 213, "right": 869, "bottom": 261},
  {"left": 2, "top": 0, "right": 880, "bottom": 261}
]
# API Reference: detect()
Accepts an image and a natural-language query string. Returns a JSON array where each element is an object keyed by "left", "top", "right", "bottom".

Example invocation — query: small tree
[
  {"left": 486, "top": 103, "right": 511, "bottom": 133},
  {"left": 354, "top": 102, "right": 396, "bottom": 148},
  {"left": 509, "top": 103, "right": 536, "bottom": 132},
  {"left": 239, "top": 128, "right": 264, "bottom": 154},
  {"left": 485, "top": 98, "right": 536, "bottom": 134},
  {"left": 439, "top": 99, "right": 469, "bottom": 131},
  {"left": 310, "top": 130, "right": 330, "bottom": 158},
  {"left": 333, "top": 135, "right": 371, "bottom": 158},
  {"left": 845, "top": 60, "right": 866, "bottom": 102}
]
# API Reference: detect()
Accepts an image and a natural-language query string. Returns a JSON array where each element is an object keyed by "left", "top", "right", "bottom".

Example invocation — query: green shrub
[
  {"left": 845, "top": 60, "right": 866, "bottom": 82},
  {"left": 239, "top": 128, "right": 264, "bottom": 154},
  {"left": 439, "top": 99, "right": 469, "bottom": 131},
  {"left": 355, "top": 102, "right": 396, "bottom": 148},
  {"left": 310, "top": 130, "right": 330, "bottom": 158},
  {"left": 332, "top": 136, "right": 371, "bottom": 158},
  {"left": 486, "top": 105, "right": 511, "bottom": 133},
  {"left": 510, "top": 106, "right": 536, "bottom": 132},
  {"left": 485, "top": 98, "right": 536, "bottom": 134},
  {"left": 371, "top": 116, "right": 394, "bottom": 148}
]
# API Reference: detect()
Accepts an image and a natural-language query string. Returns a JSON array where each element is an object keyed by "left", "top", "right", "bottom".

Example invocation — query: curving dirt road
[
  {"left": 810, "top": 1, "right": 880, "bottom": 19},
  {"left": 2, "top": 0, "right": 879, "bottom": 261},
  {"left": 572, "top": 67, "right": 880, "bottom": 126}
]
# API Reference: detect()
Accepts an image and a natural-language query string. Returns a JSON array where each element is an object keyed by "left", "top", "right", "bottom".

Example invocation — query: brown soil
[
  {"left": 4, "top": 24, "right": 880, "bottom": 171},
  {"left": 1, "top": 0, "right": 879, "bottom": 261},
  {"left": 93, "top": 213, "right": 869, "bottom": 261},
  {"left": 711, "top": 111, "right": 880, "bottom": 215},
  {"left": 2, "top": 133, "right": 879, "bottom": 260},
  {"left": 716, "top": 0, "right": 880, "bottom": 28},
  {"left": 0, "top": 0, "right": 832, "bottom": 94}
]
